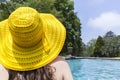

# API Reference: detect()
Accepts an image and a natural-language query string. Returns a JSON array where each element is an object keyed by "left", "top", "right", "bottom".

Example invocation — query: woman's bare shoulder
[
  {"left": 0, "top": 64, "right": 9, "bottom": 80},
  {"left": 50, "top": 56, "right": 73, "bottom": 80},
  {"left": 50, "top": 56, "right": 71, "bottom": 73},
  {"left": 50, "top": 56, "right": 66, "bottom": 65}
]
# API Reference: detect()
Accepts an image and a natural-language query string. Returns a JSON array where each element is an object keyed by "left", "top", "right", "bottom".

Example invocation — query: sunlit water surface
[{"left": 67, "top": 59, "right": 120, "bottom": 80}]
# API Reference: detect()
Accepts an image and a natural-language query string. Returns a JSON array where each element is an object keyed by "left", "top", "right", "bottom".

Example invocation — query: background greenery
[{"left": 82, "top": 31, "right": 120, "bottom": 57}]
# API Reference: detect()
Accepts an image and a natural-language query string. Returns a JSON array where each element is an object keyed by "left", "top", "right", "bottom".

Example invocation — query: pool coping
[{"left": 64, "top": 56, "right": 120, "bottom": 60}]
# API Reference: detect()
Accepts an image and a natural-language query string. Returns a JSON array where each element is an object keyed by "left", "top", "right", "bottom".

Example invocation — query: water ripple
[{"left": 67, "top": 59, "right": 120, "bottom": 80}]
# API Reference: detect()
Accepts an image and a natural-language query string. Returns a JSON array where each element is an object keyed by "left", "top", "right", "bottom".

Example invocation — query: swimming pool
[{"left": 67, "top": 59, "right": 120, "bottom": 80}]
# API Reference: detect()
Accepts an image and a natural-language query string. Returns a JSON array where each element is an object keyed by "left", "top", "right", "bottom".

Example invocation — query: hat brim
[{"left": 0, "top": 14, "right": 66, "bottom": 71}]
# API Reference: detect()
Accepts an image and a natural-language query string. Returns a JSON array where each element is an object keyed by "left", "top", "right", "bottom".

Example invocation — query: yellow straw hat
[{"left": 0, "top": 7, "right": 66, "bottom": 71}]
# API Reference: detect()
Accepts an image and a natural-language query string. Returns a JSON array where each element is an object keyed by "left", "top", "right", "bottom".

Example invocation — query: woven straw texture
[{"left": 0, "top": 7, "right": 66, "bottom": 71}]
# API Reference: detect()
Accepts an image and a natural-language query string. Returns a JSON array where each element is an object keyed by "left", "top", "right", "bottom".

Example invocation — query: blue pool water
[{"left": 67, "top": 59, "right": 120, "bottom": 80}]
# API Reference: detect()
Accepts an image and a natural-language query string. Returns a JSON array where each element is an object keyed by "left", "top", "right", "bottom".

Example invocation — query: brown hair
[{"left": 8, "top": 65, "right": 56, "bottom": 80}]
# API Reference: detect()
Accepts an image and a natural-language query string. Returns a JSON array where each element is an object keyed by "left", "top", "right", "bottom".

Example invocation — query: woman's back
[{"left": 0, "top": 56, "right": 73, "bottom": 80}]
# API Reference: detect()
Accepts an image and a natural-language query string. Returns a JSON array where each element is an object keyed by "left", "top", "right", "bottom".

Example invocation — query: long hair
[{"left": 8, "top": 65, "right": 56, "bottom": 80}]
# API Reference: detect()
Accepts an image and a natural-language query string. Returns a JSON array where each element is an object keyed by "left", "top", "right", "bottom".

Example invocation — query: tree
[
  {"left": 104, "top": 31, "right": 115, "bottom": 37},
  {"left": 102, "top": 35, "right": 120, "bottom": 57},
  {"left": 54, "top": 0, "right": 82, "bottom": 56},
  {"left": 93, "top": 36, "right": 104, "bottom": 57},
  {"left": 0, "top": 0, "right": 14, "bottom": 21},
  {"left": 86, "top": 39, "right": 96, "bottom": 57}
]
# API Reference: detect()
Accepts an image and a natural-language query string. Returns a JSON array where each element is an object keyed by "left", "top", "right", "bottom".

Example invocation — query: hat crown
[
  {"left": 8, "top": 7, "right": 39, "bottom": 32},
  {"left": 8, "top": 7, "right": 43, "bottom": 47}
]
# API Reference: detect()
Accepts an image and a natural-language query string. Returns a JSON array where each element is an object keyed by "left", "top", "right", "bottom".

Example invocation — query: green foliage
[
  {"left": 91, "top": 31, "right": 120, "bottom": 57},
  {"left": 85, "top": 39, "right": 96, "bottom": 57},
  {"left": 93, "top": 36, "right": 104, "bottom": 57},
  {"left": 101, "top": 35, "right": 120, "bottom": 57},
  {"left": 53, "top": 0, "right": 82, "bottom": 56},
  {"left": 104, "top": 31, "right": 115, "bottom": 37},
  {"left": 82, "top": 31, "right": 120, "bottom": 57},
  {"left": 0, "top": 0, "right": 82, "bottom": 56},
  {"left": 0, "top": 0, "right": 13, "bottom": 20}
]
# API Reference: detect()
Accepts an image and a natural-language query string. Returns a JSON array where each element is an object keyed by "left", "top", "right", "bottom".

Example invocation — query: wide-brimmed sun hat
[{"left": 0, "top": 7, "right": 66, "bottom": 71}]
